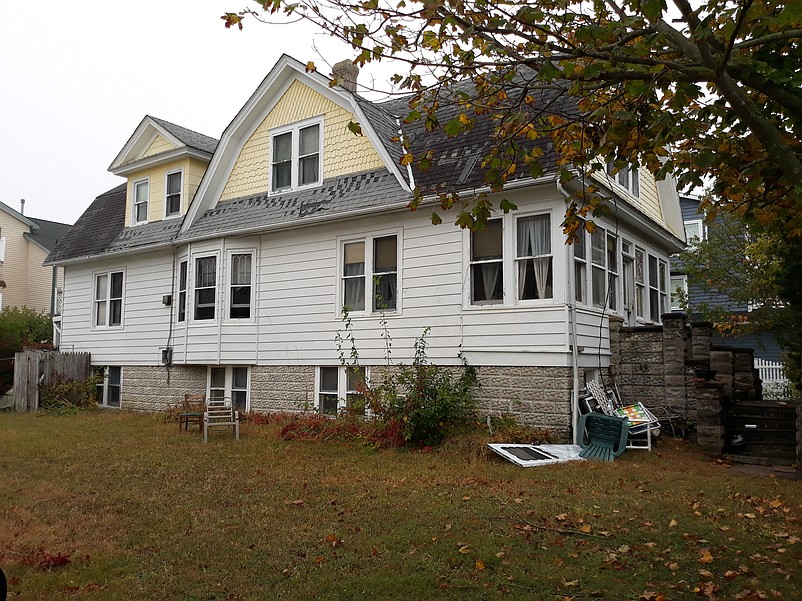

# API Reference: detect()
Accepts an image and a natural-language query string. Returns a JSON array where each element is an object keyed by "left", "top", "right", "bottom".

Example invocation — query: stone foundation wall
[
  {"left": 473, "top": 366, "right": 573, "bottom": 436},
  {"left": 122, "top": 365, "right": 208, "bottom": 411},
  {"left": 118, "top": 363, "right": 574, "bottom": 435}
]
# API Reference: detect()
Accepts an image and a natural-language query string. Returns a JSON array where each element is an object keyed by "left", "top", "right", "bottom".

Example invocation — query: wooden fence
[{"left": 13, "top": 350, "right": 92, "bottom": 412}]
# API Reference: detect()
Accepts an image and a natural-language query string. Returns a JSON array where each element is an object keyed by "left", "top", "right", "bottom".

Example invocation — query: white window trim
[
  {"left": 683, "top": 219, "right": 705, "bottom": 246},
  {"left": 605, "top": 162, "right": 640, "bottom": 197},
  {"left": 164, "top": 169, "right": 184, "bottom": 219},
  {"left": 225, "top": 248, "right": 257, "bottom": 322},
  {"left": 269, "top": 116, "right": 324, "bottom": 194},
  {"left": 132, "top": 177, "right": 150, "bottom": 225},
  {"left": 316, "top": 366, "right": 370, "bottom": 415},
  {"left": 190, "top": 252, "right": 220, "bottom": 324},
  {"left": 177, "top": 258, "right": 188, "bottom": 324},
  {"left": 464, "top": 210, "right": 558, "bottom": 309},
  {"left": 670, "top": 275, "right": 688, "bottom": 310},
  {"left": 207, "top": 365, "right": 250, "bottom": 413},
  {"left": 92, "top": 269, "right": 125, "bottom": 329},
  {"left": 336, "top": 229, "right": 403, "bottom": 317}
]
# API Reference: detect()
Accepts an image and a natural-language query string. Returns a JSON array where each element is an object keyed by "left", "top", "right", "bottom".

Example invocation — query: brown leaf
[
  {"left": 475, "top": 559, "right": 485, "bottom": 570},
  {"left": 699, "top": 550, "right": 715, "bottom": 564},
  {"left": 669, "top": 519, "right": 678, "bottom": 528}
]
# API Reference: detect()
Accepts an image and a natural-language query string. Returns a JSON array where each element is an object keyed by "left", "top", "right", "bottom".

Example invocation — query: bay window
[
  {"left": 194, "top": 256, "right": 217, "bottom": 320},
  {"left": 229, "top": 253, "right": 253, "bottom": 319},
  {"left": 516, "top": 215, "right": 552, "bottom": 300}
]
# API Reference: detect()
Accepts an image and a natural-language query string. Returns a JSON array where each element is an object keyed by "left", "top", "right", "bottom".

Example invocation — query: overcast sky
[{"left": 0, "top": 1, "right": 390, "bottom": 225}]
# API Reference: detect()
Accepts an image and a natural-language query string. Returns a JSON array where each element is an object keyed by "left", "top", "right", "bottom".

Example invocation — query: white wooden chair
[{"left": 203, "top": 397, "right": 240, "bottom": 443}]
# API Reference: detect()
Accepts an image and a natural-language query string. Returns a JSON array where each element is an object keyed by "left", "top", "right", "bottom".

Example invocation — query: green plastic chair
[{"left": 576, "top": 413, "right": 629, "bottom": 461}]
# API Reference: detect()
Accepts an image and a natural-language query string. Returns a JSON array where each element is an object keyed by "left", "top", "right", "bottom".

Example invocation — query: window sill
[{"left": 464, "top": 301, "right": 560, "bottom": 312}]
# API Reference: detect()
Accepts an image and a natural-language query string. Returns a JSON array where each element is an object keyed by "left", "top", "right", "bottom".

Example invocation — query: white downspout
[{"left": 557, "top": 182, "right": 581, "bottom": 442}]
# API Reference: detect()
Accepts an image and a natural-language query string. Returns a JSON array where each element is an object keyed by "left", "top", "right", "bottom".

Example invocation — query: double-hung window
[
  {"left": 165, "top": 170, "right": 182, "bottom": 217},
  {"left": 470, "top": 220, "right": 503, "bottom": 305},
  {"left": 573, "top": 222, "right": 587, "bottom": 304},
  {"left": 229, "top": 253, "right": 253, "bottom": 319},
  {"left": 317, "top": 366, "right": 367, "bottom": 415},
  {"left": 647, "top": 255, "right": 668, "bottom": 321},
  {"left": 194, "top": 256, "right": 217, "bottom": 320},
  {"left": 516, "top": 215, "right": 552, "bottom": 300},
  {"left": 178, "top": 260, "right": 187, "bottom": 323},
  {"left": 635, "top": 247, "right": 646, "bottom": 319},
  {"left": 588, "top": 227, "right": 620, "bottom": 310},
  {"left": 670, "top": 275, "right": 688, "bottom": 310},
  {"left": 133, "top": 179, "right": 149, "bottom": 224},
  {"left": 341, "top": 234, "right": 398, "bottom": 313},
  {"left": 684, "top": 220, "right": 704, "bottom": 246},
  {"left": 271, "top": 120, "right": 322, "bottom": 192},
  {"left": 606, "top": 161, "right": 639, "bottom": 197},
  {"left": 94, "top": 270, "right": 124, "bottom": 327}
]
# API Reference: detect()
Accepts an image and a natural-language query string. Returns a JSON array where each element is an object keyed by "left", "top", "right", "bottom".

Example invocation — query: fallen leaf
[
  {"left": 699, "top": 550, "right": 715, "bottom": 564},
  {"left": 699, "top": 569, "right": 714, "bottom": 579},
  {"left": 725, "top": 570, "right": 739, "bottom": 579},
  {"left": 580, "top": 524, "right": 592, "bottom": 533},
  {"left": 669, "top": 519, "right": 678, "bottom": 528},
  {"left": 475, "top": 559, "right": 485, "bottom": 570},
  {"left": 458, "top": 545, "right": 471, "bottom": 554}
]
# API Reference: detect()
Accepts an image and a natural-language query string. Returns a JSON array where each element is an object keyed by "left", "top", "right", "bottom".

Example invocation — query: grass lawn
[{"left": 0, "top": 411, "right": 800, "bottom": 600}]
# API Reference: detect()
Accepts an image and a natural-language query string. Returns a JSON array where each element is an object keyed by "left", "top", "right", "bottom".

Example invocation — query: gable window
[
  {"left": 133, "top": 179, "right": 149, "bottom": 224},
  {"left": 516, "top": 215, "right": 552, "bottom": 300},
  {"left": 684, "top": 220, "right": 704, "bottom": 246},
  {"left": 165, "top": 170, "right": 182, "bottom": 217},
  {"left": 94, "top": 270, "right": 124, "bottom": 327},
  {"left": 95, "top": 366, "right": 121, "bottom": 408},
  {"left": 194, "top": 256, "right": 217, "bottom": 320},
  {"left": 178, "top": 260, "right": 187, "bottom": 323},
  {"left": 209, "top": 366, "right": 249, "bottom": 413},
  {"left": 606, "top": 162, "right": 639, "bottom": 197},
  {"left": 229, "top": 253, "right": 253, "bottom": 319},
  {"left": 341, "top": 234, "right": 399, "bottom": 313},
  {"left": 271, "top": 121, "right": 322, "bottom": 192},
  {"left": 471, "top": 220, "right": 503, "bottom": 305},
  {"left": 317, "top": 366, "right": 367, "bottom": 415}
]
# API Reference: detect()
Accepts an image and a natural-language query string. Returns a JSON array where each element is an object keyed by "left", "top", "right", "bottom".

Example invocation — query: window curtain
[
  {"left": 517, "top": 216, "right": 551, "bottom": 299},
  {"left": 231, "top": 254, "right": 251, "bottom": 285},
  {"left": 344, "top": 277, "right": 365, "bottom": 310},
  {"left": 480, "top": 263, "right": 501, "bottom": 301}
]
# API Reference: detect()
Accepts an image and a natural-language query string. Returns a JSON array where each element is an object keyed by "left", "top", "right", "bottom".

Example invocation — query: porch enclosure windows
[
  {"left": 648, "top": 255, "right": 668, "bottom": 321},
  {"left": 573, "top": 221, "right": 587, "bottom": 303},
  {"left": 209, "top": 366, "right": 249, "bottom": 413},
  {"left": 635, "top": 247, "right": 646, "bottom": 319},
  {"left": 516, "top": 215, "right": 552, "bottom": 300},
  {"left": 194, "top": 256, "right": 216, "bottom": 320},
  {"left": 342, "top": 235, "right": 398, "bottom": 313},
  {"left": 470, "top": 220, "right": 503, "bottom": 304},
  {"left": 94, "top": 270, "right": 123, "bottom": 327},
  {"left": 271, "top": 121, "right": 321, "bottom": 192},
  {"left": 178, "top": 260, "right": 187, "bottom": 322},
  {"left": 317, "top": 366, "right": 367, "bottom": 415},
  {"left": 590, "top": 228, "right": 617, "bottom": 310},
  {"left": 95, "top": 366, "right": 121, "bottom": 408},
  {"left": 165, "top": 170, "right": 182, "bottom": 217},
  {"left": 229, "top": 253, "right": 252, "bottom": 319}
]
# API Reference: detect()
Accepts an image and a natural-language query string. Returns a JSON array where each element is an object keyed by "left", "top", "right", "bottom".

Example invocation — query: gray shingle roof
[
  {"left": 26, "top": 218, "right": 72, "bottom": 252},
  {"left": 181, "top": 169, "right": 408, "bottom": 240},
  {"left": 45, "top": 185, "right": 127, "bottom": 263},
  {"left": 149, "top": 116, "right": 219, "bottom": 154}
]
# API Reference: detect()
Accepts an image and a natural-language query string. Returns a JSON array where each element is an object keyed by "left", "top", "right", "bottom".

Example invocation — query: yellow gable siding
[
  {"left": 634, "top": 170, "right": 664, "bottom": 226},
  {"left": 125, "top": 158, "right": 190, "bottom": 226},
  {"left": 0, "top": 211, "right": 30, "bottom": 309},
  {"left": 220, "top": 80, "right": 385, "bottom": 202},
  {"left": 141, "top": 134, "right": 178, "bottom": 159}
]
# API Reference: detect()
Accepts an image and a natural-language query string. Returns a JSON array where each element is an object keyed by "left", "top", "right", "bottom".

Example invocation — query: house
[
  {"left": 0, "top": 199, "right": 71, "bottom": 318},
  {"left": 670, "top": 195, "right": 790, "bottom": 398},
  {"left": 45, "top": 55, "right": 684, "bottom": 429}
]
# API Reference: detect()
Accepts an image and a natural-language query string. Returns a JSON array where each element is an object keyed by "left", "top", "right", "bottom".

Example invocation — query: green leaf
[
  {"left": 499, "top": 198, "right": 518, "bottom": 213},
  {"left": 640, "top": 0, "right": 665, "bottom": 22},
  {"left": 430, "top": 211, "right": 443, "bottom": 225},
  {"left": 347, "top": 121, "right": 363, "bottom": 136}
]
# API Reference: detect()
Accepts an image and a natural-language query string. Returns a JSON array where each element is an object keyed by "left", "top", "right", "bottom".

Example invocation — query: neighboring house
[
  {"left": 0, "top": 199, "right": 71, "bottom": 318},
  {"left": 45, "top": 55, "right": 684, "bottom": 429},
  {"left": 670, "top": 195, "right": 789, "bottom": 397}
]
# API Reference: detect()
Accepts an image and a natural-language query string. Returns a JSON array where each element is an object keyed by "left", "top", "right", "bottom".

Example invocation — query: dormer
[{"left": 109, "top": 116, "right": 218, "bottom": 227}]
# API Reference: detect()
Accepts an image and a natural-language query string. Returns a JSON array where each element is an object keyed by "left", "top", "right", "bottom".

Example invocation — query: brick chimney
[{"left": 331, "top": 60, "right": 359, "bottom": 93}]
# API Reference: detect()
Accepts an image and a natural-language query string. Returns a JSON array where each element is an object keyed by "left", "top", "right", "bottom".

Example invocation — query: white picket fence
[{"left": 755, "top": 358, "right": 793, "bottom": 401}]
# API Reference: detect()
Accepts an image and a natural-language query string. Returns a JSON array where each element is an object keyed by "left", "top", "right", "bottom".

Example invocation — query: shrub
[
  {"left": 277, "top": 414, "right": 405, "bottom": 448},
  {"left": 0, "top": 307, "right": 53, "bottom": 395},
  {"left": 39, "top": 372, "right": 102, "bottom": 415}
]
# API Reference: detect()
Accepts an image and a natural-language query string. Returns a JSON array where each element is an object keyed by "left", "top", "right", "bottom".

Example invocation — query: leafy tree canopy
[{"left": 224, "top": 0, "right": 802, "bottom": 237}]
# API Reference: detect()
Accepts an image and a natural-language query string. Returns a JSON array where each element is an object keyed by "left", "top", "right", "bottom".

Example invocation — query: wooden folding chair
[
  {"left": 179, "top": 393, "right": 206, "bottom": 432},
  {"left": 203, "top": 397, "right": 240, "bottom": 443}
]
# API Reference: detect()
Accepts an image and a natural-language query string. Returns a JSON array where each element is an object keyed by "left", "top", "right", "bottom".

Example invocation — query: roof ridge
[{"left": 147, "top": 115, "right": 219, "bottom": 144}]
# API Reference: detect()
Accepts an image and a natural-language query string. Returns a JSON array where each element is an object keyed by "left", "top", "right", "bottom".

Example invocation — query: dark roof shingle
[{"left": 149, "top": 116, "right": 219, "bottom": 154}]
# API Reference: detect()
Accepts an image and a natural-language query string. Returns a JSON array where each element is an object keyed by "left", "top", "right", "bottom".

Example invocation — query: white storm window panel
[
  {"left": 470, "top": 220, "right": 503, "bottom": 305},
  {"left": 516, "top": 215, "right": 552, "bottom": 300},
  {"left": 343, "top": 241, "right": 366, "bottom": 312},
  {"left": 372, "top": 236, "right": 397, "bottom": 311},
  {"left": 178, "top": 260, "right": 187, "bottom": 323}
]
